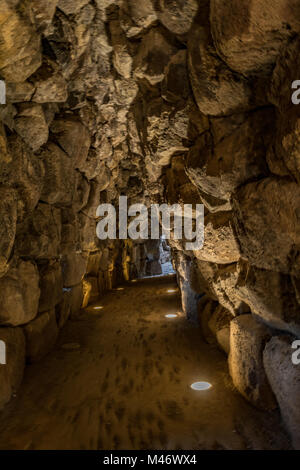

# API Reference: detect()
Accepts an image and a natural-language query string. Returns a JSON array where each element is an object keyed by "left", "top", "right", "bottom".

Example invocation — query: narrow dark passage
[{"left": 0, "top": 276, "right": 290, "bottom": 450}]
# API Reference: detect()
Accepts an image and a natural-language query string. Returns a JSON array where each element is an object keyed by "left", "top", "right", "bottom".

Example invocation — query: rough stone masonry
[{"left": 0, "top": 0, "right": 299, "bottom": 448}]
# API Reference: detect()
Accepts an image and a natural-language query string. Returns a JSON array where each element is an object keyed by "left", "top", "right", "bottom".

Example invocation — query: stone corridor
[{"left": 0, "top": 276, "right": 291, "bottom": 450}]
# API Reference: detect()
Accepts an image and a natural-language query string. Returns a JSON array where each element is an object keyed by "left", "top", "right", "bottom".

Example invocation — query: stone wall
[{"left": 0, "top": 0, "right": 300, "bottom": 447}]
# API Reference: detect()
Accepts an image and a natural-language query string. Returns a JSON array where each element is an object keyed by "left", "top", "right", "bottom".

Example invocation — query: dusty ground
[{"left": 0, "top": 276, "right": 291, "bottom": 450}]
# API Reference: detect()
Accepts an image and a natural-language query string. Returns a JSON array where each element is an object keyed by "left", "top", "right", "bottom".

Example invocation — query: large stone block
[
  {"left": 236, "top": 262, "right": 300, "bottom": 337},
  {"left": 154, "top": 0, "right": 198, "bottom": 35},
  {"left": 58, "top": 0, "right": 90, "bottom": 15},
  {"left": 268, "top": 36, "right": 300, "bottom": 183},
  {"left": 14, "top": 104, "right": 48, "bottom": 152},
  {"left": 188, "top": 14, "right": 254, "bottom": 116},
  {"left": 24, "top": 309, "right": 58, "bottom": 363},
  {"left": 264, "top": 335, "right": 300, "bottom": 449},
  {"left": 38, "top": 261, "right": 63, "bottom": 313},
  {"left": 0, "top": 187, "right": 17, "bottom": 278},
  {"left": 50, "top": 118, "right": 91, "bottom": 170},
  {"left": 5, "top": 135, "right": 45, "bottom": 218},
  {"left": 133, "top": 27, "right": 178, "bottom": 85},
  {"left": 61, "top": 252, "right": 88, "bottom": 288},
  {"left": 40, "top": 143, "right": 76, "bottom": 207},
  {"left": 194, "top": 212, "right": 240, "bottom": 264},
  {"left": 120, "top": 0, "right": 157, "bottom": 38},
  {"left": 0, "top": 327, "right": 25, "bottom": 410},
  {"left": 208, "top": 305, "right": 232, "bottom": 355},
  {"left": 211, "top": 263, "right": 248, "bottom": 316},
  {"left": 233, "top": 177, "right": 300, "bottom": 277},
  {"left": 145, "top": 99, "right": 189, "bottom": 166},
  {"left": 16, "top": 203, "right": 61, "bottom": 259},
  {"left": 32, "top": 59, "right": 68, "bottom": 103},
  {"left": 229, "top": 315, "right": 277, "bottom": 410},
  {"left": 186, "top": 109, "right": 271, "bottom": 201},
  {"left": 110, "top": 19, "right": 133, "bottom": 79},
  {"left": 210, "top": 0, "right": 300, "bottom": 75},
  {"left": 0, "top": 260, "right": 40, "bottom": 326},
  {"left": 0, "top": 2, "right": 41, "bottom": 81}
]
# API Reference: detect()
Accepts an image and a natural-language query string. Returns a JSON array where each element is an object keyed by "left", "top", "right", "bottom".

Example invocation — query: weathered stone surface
[
  {"left": 110, "top": 19, "right": 133, "bottom": 79},
  {"left": 229, "top": 315, "right": 277, "bottom": 410},
  {"left": 133, "top": 28, "right": 178, "bottom": 85},
  {"left": 40, "top": 143, "right": 76, "bottom": 206},
  {"left": 268, "top": 36, "right": 300, "bottom": 182},
  {"left": 211, "top": 264, "right": 248, "bottom": 316},
  {"left": 194, "top": 212, "right": 240, "bottom": 264},
  {"left": 58, "top": 0, "right": 90, "bottom": 15},
  {"left": 208, "top": 305, "right": 232, "bottom": 354},
  {"left": 50, "top": 118, "right": 91, "bottom": 170},
  {"left": 210, "top": 0, "right": 300, "bottom": 75},
  {"left": 4, "top": 135, "right": 45, "bottom": 218},
  {"left": 26, "top": 0, "right": 58, "bottom": 32},
  {"left": 264, "top": 336, "right": 300, "bottom": 449},
  {"left": 186, "top": 109, "right": 272, "bottom": 201},
  {"left": 79, "top": 213, "right": 99, "bottom": 252},
  {"left": 6, "top": 82, "right": 35, "bottom": 103},
  {"left": 233, "top": 177, "right": 300, "bottom": 277},
  {"left": 0, "top": 187, "right": 17, "bottom": 278},
  {"left": 24, "top": 309, "right": 58, "bottom": 363},
  {"left": 61, "top": 209, "right": 80, "bottom": 254},
  {"left": 198, "top": 296, "right": 218, "bottom": 344},
  {"left": 32, "top": 60, "right": 68, "bottom": 103},
  {"left": 236, "top": 262, "right": 300, "bottom": 337},
  {"left": 0, "top": 327, "right": 25, "bottom": 409},
  {"left": 146, "top": 99, "right": 189, "bottom": 166},
  {"left": 178, "top": 276, "right": 199, "bottom": 323},
  {"left": 0, "top": 2, "right": 41, "bottom": 81},
  {"left": 0, "top": 260, "right": 40, "bottom": 326},
  {"left": 38, "top": 261, "right": 63, "bottom": 313},
  {"left": 120, "top": 0, "right": 157, "bottom": 38},
  {"left": 61, "top": 252, "right": 88, "bottom": 288},
  {"left": 16, "top": 203, "right": 61, "bottom": 259},
  {"left": 154, "top": 0, "right": 198, "bottom": 35},
  {"left": 14, "top": 104, "right": 48, "bottom": 152},
  {"left": 0, "top": 123, "right": 11, "bottom": 166},
  {"left": 74, "top": 173, "right": 90, "bottom": 213},
  {"left": 188, "top": 16, "right": 253, "bottom": 116}
]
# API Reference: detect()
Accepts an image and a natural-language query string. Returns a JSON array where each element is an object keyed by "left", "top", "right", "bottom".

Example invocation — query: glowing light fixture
[
  {"left": 167, "top": 289, "right": 177, "bottom": 293},
  {"left": 190, "top": 382, "right": 212, "bottom": 391},
  {"left": 165, "top": 314, "right": 178, "bottom": 318},
  {"left": 131, "top": 279, "right": 137, "bottom": 283},
  {"left": 94, "top": 306, "right": 104, "bottom": 310},
  {"left": 116, "top": 287, "right": 124, "bottom": 291}
]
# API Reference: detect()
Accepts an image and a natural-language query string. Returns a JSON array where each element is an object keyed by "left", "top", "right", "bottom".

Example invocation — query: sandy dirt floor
[{"left": 0, "top": 276, "right": 291, "bottom": 450}]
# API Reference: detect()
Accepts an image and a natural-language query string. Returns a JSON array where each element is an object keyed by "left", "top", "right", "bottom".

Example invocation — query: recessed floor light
[
  {"left": 165, "top": 314, "right": 178, "bottom": 318},
  {"left": 190, "top": 382, "right": 212, "bottom": 391}
]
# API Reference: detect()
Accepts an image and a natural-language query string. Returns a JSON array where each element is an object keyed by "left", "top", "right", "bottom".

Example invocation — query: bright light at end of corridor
[
  {"left": 165, "top": 314, "right": 178, "bottom": 318},
  {"left": 190, "top": 382, "right": 212, "bottom": 391},
  {"left": 167, "top": 289, "right": 177, "bottom": 293}
]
